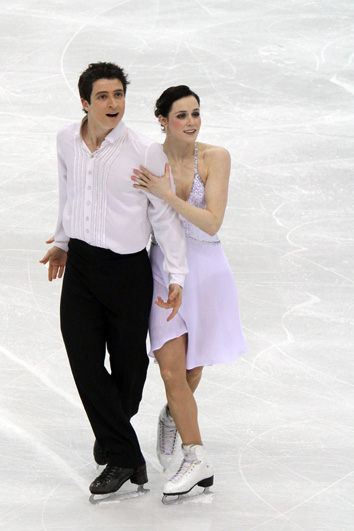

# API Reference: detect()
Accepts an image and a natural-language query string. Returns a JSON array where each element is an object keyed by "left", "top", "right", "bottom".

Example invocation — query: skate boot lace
[
  {"left": 159, "top": 418, "right": 178, "bottom": 455},
  {"left": 169, "top": 457, "right": 200, "bottom": 484},
  {"left": 95, "top": 465, "right": 120, "bottom": 485}
]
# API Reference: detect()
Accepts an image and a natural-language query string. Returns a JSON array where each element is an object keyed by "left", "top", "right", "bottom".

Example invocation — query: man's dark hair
[{"left": 78, "top": 62, "right": 130, "bottom": 112}]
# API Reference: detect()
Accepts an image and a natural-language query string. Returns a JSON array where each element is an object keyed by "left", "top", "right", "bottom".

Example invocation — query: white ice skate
[
  {"left": 162, "top": 444, "right": 214, "bottom": 503},
  {"left": 157, "top": 404, "right": 179, "bottom": 470}
]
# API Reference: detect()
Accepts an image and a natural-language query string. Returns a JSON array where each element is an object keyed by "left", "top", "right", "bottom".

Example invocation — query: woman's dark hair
[
  {"left": 78, "top": 62, "right": 130, "bottom": 113},
  {"left": 154, "top": 85, "right": 200, "bottom": 118}
]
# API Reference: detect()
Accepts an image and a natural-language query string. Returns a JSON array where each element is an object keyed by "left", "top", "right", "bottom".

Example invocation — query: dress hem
[{"left": 148, "top": 343, "right": 248, "bottom": 371}]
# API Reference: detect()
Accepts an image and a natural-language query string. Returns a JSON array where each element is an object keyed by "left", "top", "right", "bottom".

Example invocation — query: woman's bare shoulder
[{"left": 197, "top": 142, "right": 230, "bottom": 166}]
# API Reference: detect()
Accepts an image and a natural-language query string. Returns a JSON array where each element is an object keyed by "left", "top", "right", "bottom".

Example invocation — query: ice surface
[{"left": 1, "top": 0, "right": 354, "bottom": 529}]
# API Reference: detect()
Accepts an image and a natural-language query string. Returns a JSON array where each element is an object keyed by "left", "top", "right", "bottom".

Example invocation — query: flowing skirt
[{"left": 148, "top": 240, "right": 247, "bottom": 370}]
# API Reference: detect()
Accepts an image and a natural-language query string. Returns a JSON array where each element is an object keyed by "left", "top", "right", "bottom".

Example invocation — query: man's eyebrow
[{"left": 95, "top": 89, "right": 124, "bottom": 96}]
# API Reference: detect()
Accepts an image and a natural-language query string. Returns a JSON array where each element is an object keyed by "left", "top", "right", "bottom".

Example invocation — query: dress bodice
[
  {"left": 183, "top": 143, "right": 220, "bottom": 245},
  {"left": 152, "top": 143, "right": 220, "bottom": 246}
]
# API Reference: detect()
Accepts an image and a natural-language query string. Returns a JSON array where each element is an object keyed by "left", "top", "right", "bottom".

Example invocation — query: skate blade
[
  {"left": 89, "top": 485, "right": 150, "bottom": 505},
  {"left": 162, "top": 486, "right": 213, "bottom": 505}
]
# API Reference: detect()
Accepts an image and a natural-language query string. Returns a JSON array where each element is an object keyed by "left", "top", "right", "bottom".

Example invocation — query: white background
[{"left": 1, "top": 0, "right": 354, "bottom": 529}]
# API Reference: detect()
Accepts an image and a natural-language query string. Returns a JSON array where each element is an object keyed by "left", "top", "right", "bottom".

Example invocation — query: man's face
[{"left": 81, "top": 78, "right": 125, "bottom": 131}]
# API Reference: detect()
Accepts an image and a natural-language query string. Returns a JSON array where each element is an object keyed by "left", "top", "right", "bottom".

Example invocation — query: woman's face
[{"left": 162, "top": 96, "right": 201, "bottom": 141}]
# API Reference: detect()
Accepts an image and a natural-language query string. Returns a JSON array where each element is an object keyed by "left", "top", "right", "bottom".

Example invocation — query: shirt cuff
[
  {"left": 54, "top": 241, "right": 69, "bottom": 252},
  {"left": 168, "top": 274, "right": 185, "bottom": 288}
]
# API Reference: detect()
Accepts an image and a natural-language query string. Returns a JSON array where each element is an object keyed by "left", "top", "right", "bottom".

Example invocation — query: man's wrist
[
  {"left": 168, "top": 275, "right": 185, "bottom": 288},
  {"left": 54, "top": 241, "right": 69, "bottom": 252}
]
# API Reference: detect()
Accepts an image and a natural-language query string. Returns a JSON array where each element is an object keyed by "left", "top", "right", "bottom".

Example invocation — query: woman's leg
[
  {"left": 186, "top": 366, "right": 203, "bottom": 393},
  {"left": 155, "top": 338, "right": 214, "bottom": 497},
  {"left": 154, "top": 335, "right": 202, "bottom": 446}
]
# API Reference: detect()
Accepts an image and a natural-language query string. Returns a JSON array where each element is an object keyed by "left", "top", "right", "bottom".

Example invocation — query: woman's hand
[
  {"left": 131, "top": 163, "right": 173, "bottom": 200},
  {"left": 155, "top": 283, "right": 183, "bottom": 322}
]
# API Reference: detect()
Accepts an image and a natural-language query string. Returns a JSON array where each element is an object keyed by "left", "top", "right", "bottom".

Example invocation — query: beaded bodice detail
[
  {"left": 183, "top": 143, "right": 220, "bottom": 244},
  {"left": 151, "top": 143, "right": 220, "bottom": 246}
]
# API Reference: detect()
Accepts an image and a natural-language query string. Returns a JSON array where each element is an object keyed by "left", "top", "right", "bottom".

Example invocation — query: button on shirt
[{"left": 54, "top": 118, "right": 188, "bottom": 286}]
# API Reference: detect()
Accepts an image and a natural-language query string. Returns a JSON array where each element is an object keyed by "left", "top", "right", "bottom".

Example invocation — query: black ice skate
[{"left": 89, "top": 463, "right": 148, "bottom": 496}]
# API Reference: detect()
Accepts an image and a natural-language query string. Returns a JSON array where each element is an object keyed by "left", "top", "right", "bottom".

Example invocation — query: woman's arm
[{"left": 132, "top": 146, "right": 230, "bottom": 236}]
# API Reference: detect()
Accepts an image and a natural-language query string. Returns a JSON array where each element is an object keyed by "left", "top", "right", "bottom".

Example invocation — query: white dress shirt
[{"left": 54, "top": 118, "right": 188, "bottom": 286}]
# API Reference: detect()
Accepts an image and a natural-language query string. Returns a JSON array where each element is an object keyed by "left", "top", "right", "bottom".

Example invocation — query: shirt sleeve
[
  {"left": 54, "top": 131, "right": 70, "bottom": 252},
  {"left": 145, "top": 143, "right": 188, "bottom": 287}
]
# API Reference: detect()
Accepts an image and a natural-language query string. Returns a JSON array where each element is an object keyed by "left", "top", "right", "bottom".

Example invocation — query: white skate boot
[
  {"left": 157, "top": 404, "right": 179, "bottom": 470},
  {"left": 162, "top": 444, "right": 214, "bottom": 503}
]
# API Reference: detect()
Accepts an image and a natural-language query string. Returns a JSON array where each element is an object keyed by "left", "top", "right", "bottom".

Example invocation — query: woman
[{"left": 132, "top": 85, "right": 247, "bottom": 499}]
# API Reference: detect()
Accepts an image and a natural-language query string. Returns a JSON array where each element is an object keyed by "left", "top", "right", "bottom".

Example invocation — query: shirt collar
[
  {"left": 104, "top": 119, "right": 126, "bottom": 143},
  {"left": 76, "top": 116, "right": 126, "bottom": 144}
]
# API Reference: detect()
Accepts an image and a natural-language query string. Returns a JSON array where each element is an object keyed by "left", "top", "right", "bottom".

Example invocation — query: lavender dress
[{"left": 148, "top": 144, "right": 247, "bottom": 370}]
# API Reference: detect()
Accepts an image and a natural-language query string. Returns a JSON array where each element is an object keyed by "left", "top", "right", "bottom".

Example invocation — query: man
[{"left": 40, "top": 62, "right": 188, "bottom": 496}]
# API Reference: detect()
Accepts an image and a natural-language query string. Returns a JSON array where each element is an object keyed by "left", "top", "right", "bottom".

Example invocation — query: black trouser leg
[{"left": 60, "top": 239, "right": 153, "bottom": 468}]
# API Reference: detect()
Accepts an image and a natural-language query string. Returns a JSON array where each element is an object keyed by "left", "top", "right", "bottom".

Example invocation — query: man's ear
[{"left": 81, "top": 98, "right": 90, "bottom": 113}]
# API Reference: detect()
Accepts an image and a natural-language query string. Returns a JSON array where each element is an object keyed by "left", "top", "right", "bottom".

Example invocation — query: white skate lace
[
  {"left": 158, "top": 417, "right": 178, "bottom": 455},
  {"left": 169, "top": 457, "right": 200, "bottom": 484}
]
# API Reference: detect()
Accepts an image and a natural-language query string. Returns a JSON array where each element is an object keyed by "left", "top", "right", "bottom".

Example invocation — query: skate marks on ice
[
  {"left": 2, "top": 0, "right": 354, "bottom": 528},
  {"left": 89, "top": 484, "right": 150, "bottom": 505},
  {"left": 162, "top": 486, "right": 214, "bottom": 505}
]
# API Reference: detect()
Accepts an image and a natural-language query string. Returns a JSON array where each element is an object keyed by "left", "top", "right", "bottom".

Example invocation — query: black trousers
[{"left": 60, "top": 239, "right": 153, "bottom": 468}]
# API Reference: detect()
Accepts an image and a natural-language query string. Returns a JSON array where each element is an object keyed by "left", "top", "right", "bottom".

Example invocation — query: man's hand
[
  {"left": 39, "top": 246, "right": 67, "bottom": 282},
  {"left": 155, "top": 283, "right": 183, "bottom": 321}
]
